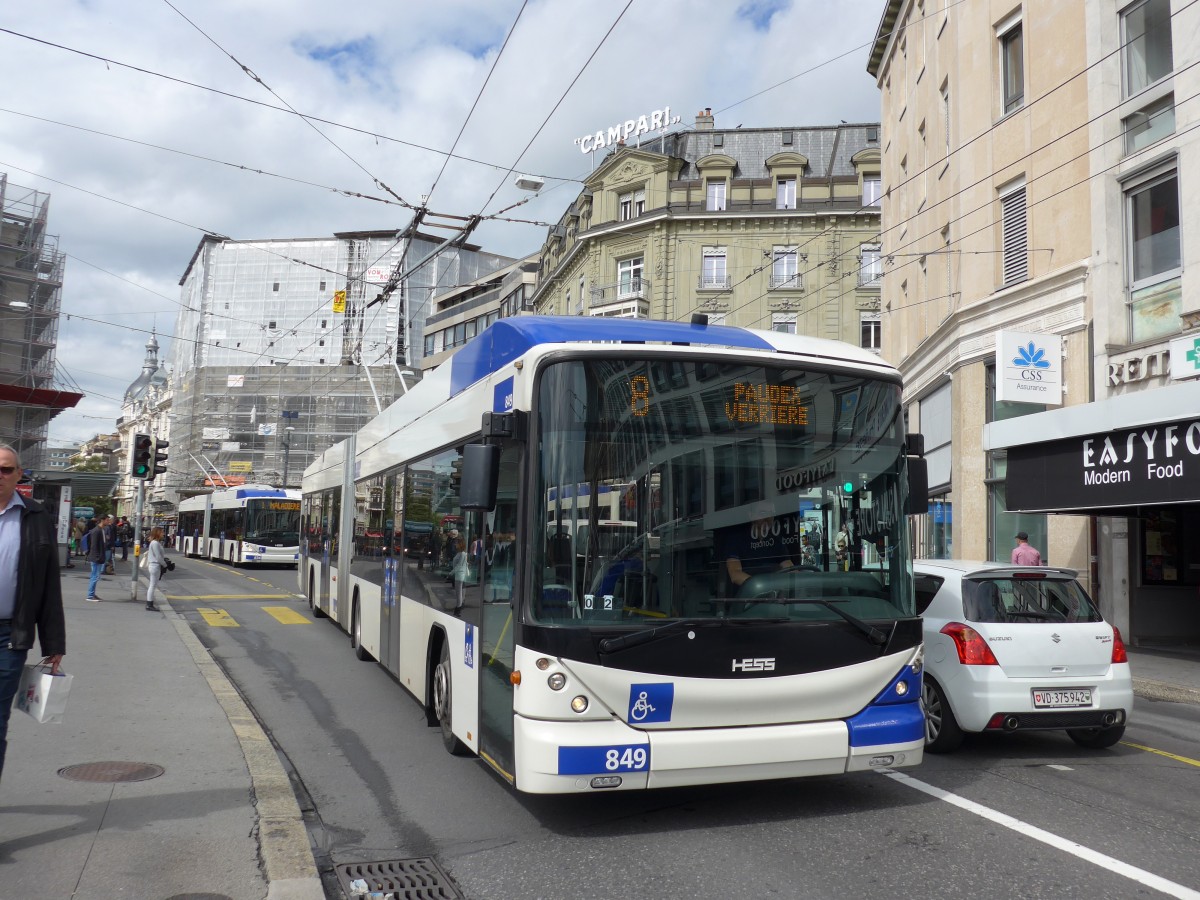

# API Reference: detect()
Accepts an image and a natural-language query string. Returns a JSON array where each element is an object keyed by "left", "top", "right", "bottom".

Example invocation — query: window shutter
[{"left": 1001, "top": 186, "right": 1027, "bottom": 285}]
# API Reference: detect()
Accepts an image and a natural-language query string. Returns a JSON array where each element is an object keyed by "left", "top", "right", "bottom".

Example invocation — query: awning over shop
[{"left": 983, "top": 380, "right": 1200, "bottom": 514}]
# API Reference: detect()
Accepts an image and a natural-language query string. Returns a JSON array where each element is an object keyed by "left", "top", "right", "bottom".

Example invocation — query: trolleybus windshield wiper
[
  {"left": 597, "top": 619, "right": 737, "bottom": 654},
  {"left": 713, "top": 597, "right": 890, "bottom": 647}
]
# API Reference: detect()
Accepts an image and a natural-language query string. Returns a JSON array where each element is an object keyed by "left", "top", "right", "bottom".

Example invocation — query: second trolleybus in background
[
  {"left": 177, "top": 485, "right": 301, "bottom": 567},
  {"left": 301, "top": 316, "right": 928, "bottom": 793}
]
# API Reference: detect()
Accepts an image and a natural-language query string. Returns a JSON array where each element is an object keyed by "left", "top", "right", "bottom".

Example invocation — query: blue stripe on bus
[
  {"left": 558, "top": 744, "right": 650, "bottom": 775},
  {"left": 450, "top": 316, "right": 776, "bottom": 397},
  {"left": 845, "top": 700, "right": 924, "bottom": 747},
  {"left": 233, "top": 488, "right": 289, "bottom": 499}
]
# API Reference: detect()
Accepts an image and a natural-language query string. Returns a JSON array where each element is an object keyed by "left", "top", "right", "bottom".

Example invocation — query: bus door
[{"left": 478, "top": 444, "right": 520, "bottom": 779}]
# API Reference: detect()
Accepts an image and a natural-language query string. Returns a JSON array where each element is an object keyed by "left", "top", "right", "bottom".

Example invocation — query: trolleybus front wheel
[{"left": 433, "top": 641, "right": 469, "bottom": 756}]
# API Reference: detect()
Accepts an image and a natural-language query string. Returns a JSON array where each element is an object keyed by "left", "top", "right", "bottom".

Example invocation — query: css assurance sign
[{"left": 996, "top": 330, "right": 1062, "bottom": 405}]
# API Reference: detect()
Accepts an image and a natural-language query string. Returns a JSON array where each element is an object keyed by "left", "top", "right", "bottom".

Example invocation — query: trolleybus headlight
[
  {"left": 894, "top": 680, "right": 909, "bottom": 697},
  {"left": 547, "top": 673, "right": 567, "bottom": 691},
  {"left": 570, "top": 695, "right": 589, "bottom": 713},
  {"left": 535, "top": 657, "right": 552, "bottom": 670}
]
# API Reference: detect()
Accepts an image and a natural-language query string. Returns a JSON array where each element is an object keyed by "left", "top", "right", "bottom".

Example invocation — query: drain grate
[
  {"left": 334, "top": 858, "right": 463, "bottom": 899},
  {"left": 58, "top": 761, "right": 166, "bottom": 783}
]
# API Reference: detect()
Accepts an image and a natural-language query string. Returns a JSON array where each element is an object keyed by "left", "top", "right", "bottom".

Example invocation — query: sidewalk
[{"left": 1, "top": 557, "right": 323, "bottom": 900}]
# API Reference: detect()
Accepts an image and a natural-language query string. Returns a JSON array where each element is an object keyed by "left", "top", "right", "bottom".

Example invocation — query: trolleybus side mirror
[
  {"left": 904, "top": 433, "right": 928, "bottom": 517},
  {"left": 460, "top": 443, "right": 500, "bottom": 511}
]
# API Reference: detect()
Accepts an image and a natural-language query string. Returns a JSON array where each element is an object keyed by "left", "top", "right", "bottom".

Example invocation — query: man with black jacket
[{"left": 0, "top": 443, "right": 66, "bottom": 782}]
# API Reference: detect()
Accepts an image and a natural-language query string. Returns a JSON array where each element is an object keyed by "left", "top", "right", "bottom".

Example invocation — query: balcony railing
[
  {"left": 858, "top": 270, "right": 882, "bottom": 287},
  {"left": 590, "top": 277, "right": 649, "bottom": 304},
  {"left": 698, "top": 275, "right": 731, "bottom": 290},
  {"left": 770, "top": 273, "right": 802, "bottom": 290}
]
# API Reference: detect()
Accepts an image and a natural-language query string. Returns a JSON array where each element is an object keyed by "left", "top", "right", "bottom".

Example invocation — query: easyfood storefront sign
[{"left": 1007, "top": 415, "right": 1200, "bottom": 511}]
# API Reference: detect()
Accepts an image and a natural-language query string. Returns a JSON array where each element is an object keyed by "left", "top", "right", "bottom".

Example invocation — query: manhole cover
[
  {"left": 58, "top": 761, "right": 166, "bottom": 783},
  {"left": 334, "top": 858, "right": 462, "bottom": 899}
]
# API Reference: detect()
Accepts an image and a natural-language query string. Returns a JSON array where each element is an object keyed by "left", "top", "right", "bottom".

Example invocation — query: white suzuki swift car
[{"left": 914, "top": 560, "right": 1133, "bottom": 753}]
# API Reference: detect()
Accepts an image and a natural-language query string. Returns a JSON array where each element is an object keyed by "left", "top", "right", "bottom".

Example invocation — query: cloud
[{"left": 1, "top": 0, "right": 884, "bottom": 446}]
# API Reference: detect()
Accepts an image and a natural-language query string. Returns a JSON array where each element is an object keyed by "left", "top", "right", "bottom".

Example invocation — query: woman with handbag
[{"left": 142, "top": 526, "right": 166, "bottom": 612}]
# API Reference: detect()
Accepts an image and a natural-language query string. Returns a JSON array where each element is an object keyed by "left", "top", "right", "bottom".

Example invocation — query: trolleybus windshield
[{"left": 533, "top": 357, "right": 914, "bottom": 627}]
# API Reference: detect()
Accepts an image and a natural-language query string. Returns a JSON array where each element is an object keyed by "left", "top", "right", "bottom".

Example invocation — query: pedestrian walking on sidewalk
[
  {"left": 143, "top": 526, "right": 166, "bottom": 611},
  {"left": 0, "top": 443, "right": 66, "bottom": 782},
  {"left": 85, "top": 515, "right": 110, "bottom": 601},
  {"left": 102, "top": 516, "right": 116, "bottom": 574}
]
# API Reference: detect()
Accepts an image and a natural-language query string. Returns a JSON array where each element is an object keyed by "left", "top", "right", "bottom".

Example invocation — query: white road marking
[
  {"left": 885, "top": 770, "right": 1200, "bottom": 899},
  {"left": 1047, "top": 764, "right": 1074, "bottom": 771}
]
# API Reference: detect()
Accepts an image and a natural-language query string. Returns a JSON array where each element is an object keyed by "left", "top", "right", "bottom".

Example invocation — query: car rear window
[
  {"left": 962, "top": 575, "right": 1103, "bottom": 624},
  {"left": 914, "top": 573, "right": 944, "bottom": 615}
]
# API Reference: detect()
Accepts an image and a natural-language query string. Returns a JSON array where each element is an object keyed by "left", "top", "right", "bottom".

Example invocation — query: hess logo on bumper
[{"left": 732, "top": 657, "right": 776, "bottom": 673}]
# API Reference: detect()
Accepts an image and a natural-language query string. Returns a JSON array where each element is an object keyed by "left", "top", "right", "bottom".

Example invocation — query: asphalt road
[{"left": 165, "top": 556, "right": 1200, "bottom": 900}]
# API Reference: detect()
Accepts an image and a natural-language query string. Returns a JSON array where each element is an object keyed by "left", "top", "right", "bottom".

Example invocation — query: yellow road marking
[
  {"left": 198, "top": 607, "right": 239, "bottom": 627},
  {"left": 263, "top": 606, "right": 310, "bottom": 625},
  {"left": 1122, "top": 741, "right": 1200, "bottom": 768},
  {"left": 166, "top": 594, "right": 292, "bottom": 600}
]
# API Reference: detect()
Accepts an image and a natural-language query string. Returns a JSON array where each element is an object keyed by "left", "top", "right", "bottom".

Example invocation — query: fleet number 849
[{"left": 606, "top": 747, "right": 648, "bottom": 770}]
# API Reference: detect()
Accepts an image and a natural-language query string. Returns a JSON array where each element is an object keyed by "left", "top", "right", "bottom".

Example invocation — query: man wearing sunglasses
[{"left": 0, "top": 443, "right": 65, "bottom": 781}]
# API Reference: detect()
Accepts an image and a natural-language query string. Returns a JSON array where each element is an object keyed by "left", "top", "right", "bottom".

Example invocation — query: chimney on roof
[{"left": 695, "top": 108, "right": 714, "bottom": 130}]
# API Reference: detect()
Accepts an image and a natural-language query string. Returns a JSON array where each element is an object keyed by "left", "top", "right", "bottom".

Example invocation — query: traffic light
[
  {"left": 151, "top": 438, "right": 170, "bottom": 479},
  {"left": 131, "top": 433, "right": 153, "bottom": 479}
]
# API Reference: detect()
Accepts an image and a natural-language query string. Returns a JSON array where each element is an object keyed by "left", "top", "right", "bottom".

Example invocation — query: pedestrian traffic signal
[
  {"left": 151, "top": 438, "right": 170, "bottom": 479},
  {"left": 131, "top": 433, "right": 153, "bottom": 479}
]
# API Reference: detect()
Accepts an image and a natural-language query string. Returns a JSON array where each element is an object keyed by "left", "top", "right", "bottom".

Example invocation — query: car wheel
[
  {"left": 922, "top": 677, "right": 964, "bottom": 753},
  {"left": 433, "top": 641, "right": 469, "bottom": 756},
  {"left": 352, "top": 597, "right": 370, "bottom": 661},
  {"left": 1067, "top": 723, "right": 1126, "bottom": 749}
]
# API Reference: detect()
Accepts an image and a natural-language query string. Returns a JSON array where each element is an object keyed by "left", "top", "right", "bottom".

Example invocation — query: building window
[
  {"left": 770, "top": 246, "right": 800, "bottom": 289},
  {"left": 272, "top": 282, "right": 280, "bottom": 292},
  {"left": 1127, "top": 169, "right": 1181, "bottom": 342},
  {"left": 860, "top": 313, "right": 881, "bottom": 352},
  {"left": 771, "top": 313, "right": 798, "bottom": 334},
  {"left": 862, "top": 176, "right": 882, "bottom": 207},
  {"left": 1123, "top": 0, "right": 1173, "bottom": 96},
  {"left": 999, "top": 18, "right": 1023, "bottom": 114},
  {"left": 424, "top": 334, "right": 435, "bottom": 356},
  {"left": 1124, "top": 93, "right": 1175, "bottom": 154},
  {"left": 700, "top": 247, "right": 728, "bottom": 289},
  {"left": 619, "top": 188, "right": 646, "bottom": 221},
  {"left": 617, "top": 257, "right": 644, "bottom": 299},
  {"left": 706, "top": 313, "right": 727, "bottom": 326},
  {"left": 565, "top": 288, "right": 571, "bottom": 314},
  {"left": 1000, "top": 182, "right": 1027, "bottom": 286},
  {"left": 777, "top": 177, "right": 796, "bottom": 210},
  {"left": 706, "top": 179, "right": 727, "bottom": 211},
  {"left": 319, "top": 281, "right": 326, "bottom": 292},
  {"left": 859, "top": 244, "right": 882, "bottom": 286}
]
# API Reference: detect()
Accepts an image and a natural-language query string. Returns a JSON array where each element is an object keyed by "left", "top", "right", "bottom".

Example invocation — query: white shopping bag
[{"left": 13, "top": 661, "right": 73, "bottom": 724}]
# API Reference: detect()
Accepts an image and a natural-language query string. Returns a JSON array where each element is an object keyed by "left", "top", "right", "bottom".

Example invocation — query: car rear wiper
[{"left": 715, "top": 597, "right": 890, "bottom": 646}]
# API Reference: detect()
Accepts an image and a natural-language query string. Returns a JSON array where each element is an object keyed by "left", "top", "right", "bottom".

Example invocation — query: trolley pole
[{"left": 129, "top": 480, "right": 145, "bottom": 602}]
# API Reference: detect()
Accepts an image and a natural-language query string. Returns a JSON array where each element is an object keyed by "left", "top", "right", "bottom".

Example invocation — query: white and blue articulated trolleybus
[
  {"left": 177, "top": 485, "right": 302, "bottom": 567},
  {"left": 301, "top": 316, "right": 928, "bottom": 794}
]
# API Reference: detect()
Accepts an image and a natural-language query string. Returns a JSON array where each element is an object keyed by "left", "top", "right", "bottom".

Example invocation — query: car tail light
[
  {"left": 941, "top": 622, "right": 999, "bottom": 666},
  {"left": 1111, "top": 626, "right": 1128, "bottom": 664}
]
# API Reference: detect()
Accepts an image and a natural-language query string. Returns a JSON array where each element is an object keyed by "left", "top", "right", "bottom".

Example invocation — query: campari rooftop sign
[{"left": 574, "top": 106, "right": 681, "bottom": 154}]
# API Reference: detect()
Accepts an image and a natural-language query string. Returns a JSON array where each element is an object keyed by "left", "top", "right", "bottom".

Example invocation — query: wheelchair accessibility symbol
[
  {"left": 627, "top": 683, "right": 673, "bottom": 724},
  {"left": 630, "top": 691, "right": 655, "bottom": 722}
]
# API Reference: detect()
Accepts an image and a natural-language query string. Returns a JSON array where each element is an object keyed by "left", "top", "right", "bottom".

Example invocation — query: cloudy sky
[{"left": 1, "top": 0, "right": 885, "bottom": 446}]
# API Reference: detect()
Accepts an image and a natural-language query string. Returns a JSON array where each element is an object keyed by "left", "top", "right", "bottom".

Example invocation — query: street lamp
[{"left": 282, "top": 426, "right": 295, "bottom": 489}]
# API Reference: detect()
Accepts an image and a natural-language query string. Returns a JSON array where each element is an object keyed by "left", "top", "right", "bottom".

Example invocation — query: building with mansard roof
[{"left": 531, "top": 110, "right": 883, "bottom": 354}]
